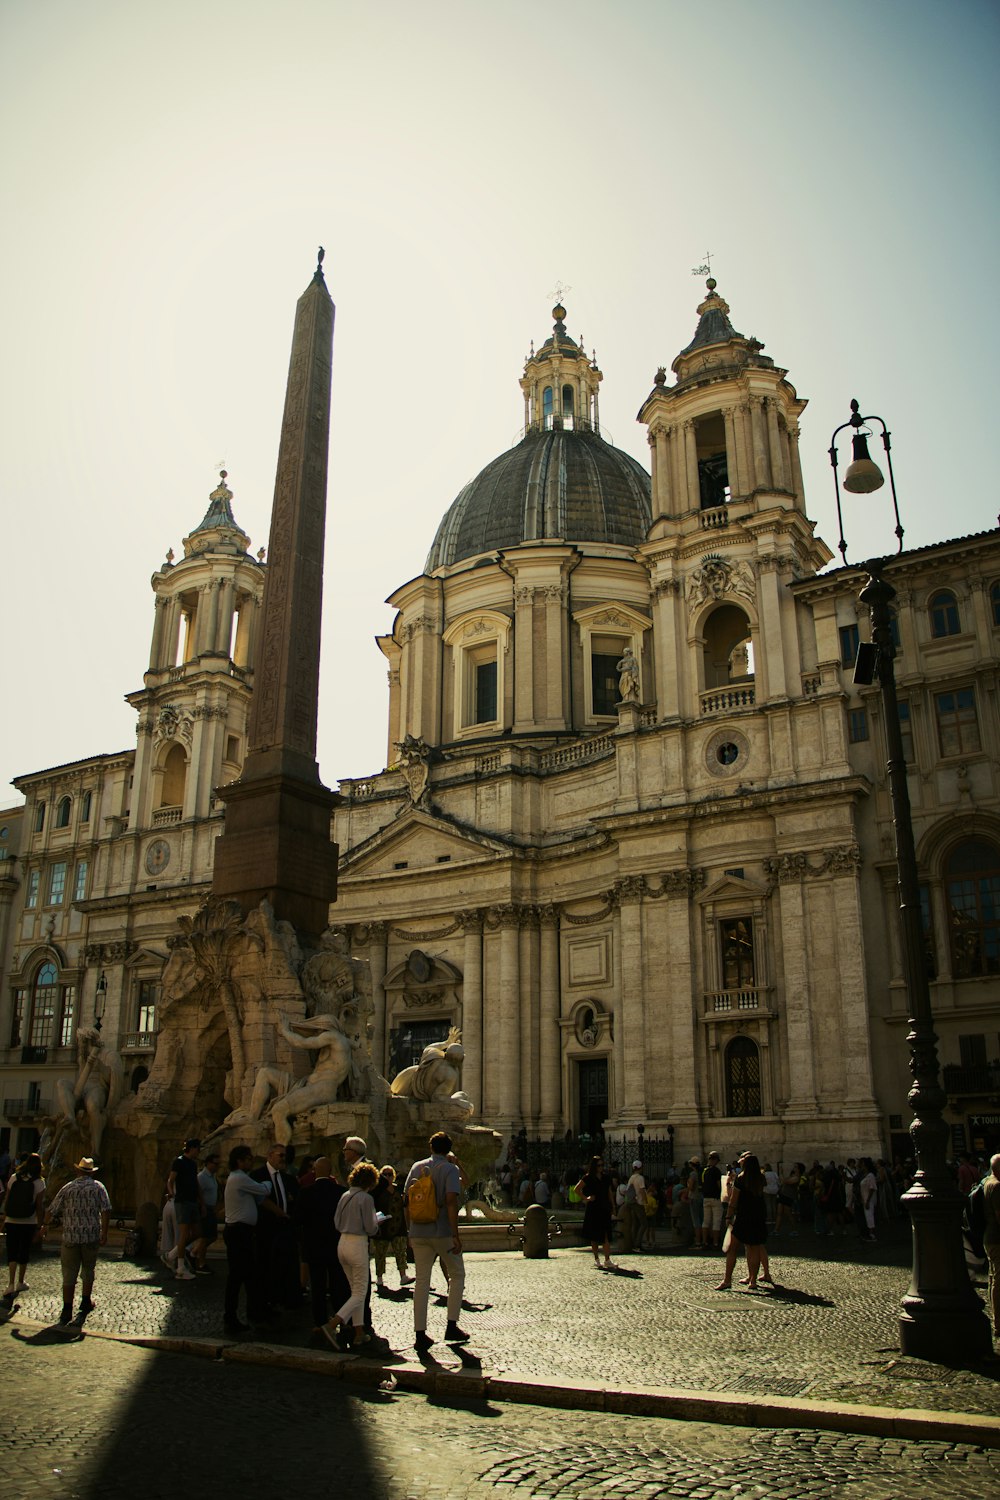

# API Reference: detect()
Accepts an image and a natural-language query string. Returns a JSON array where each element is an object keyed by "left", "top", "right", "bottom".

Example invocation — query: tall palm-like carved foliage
[{"left": 176, "top": 898, "right": 260, "bottom": 1096}]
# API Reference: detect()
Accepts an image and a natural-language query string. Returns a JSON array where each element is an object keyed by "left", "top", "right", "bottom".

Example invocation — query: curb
[{"left": 38, "top": 1321, "right": 1000, "bottom": 1449}]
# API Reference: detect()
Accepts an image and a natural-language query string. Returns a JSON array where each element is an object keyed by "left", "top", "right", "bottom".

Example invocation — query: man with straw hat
[{"left": 43, "top": 1157, "right": 111, "bottom": 1326}]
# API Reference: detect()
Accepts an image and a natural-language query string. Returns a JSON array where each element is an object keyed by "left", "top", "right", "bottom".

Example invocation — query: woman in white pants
[{"left": 325, "top": 1163, "right": 380, "bottom": 1350}]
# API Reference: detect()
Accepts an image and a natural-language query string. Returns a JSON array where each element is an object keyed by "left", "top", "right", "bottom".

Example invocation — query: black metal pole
[{"left": 860, "top": 559, "right": 992, "bottom": 1360}]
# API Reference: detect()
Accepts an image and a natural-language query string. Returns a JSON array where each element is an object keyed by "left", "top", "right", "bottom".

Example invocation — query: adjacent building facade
[{"left": 2, "top": 283, "right": 998, "bottom": 1166}]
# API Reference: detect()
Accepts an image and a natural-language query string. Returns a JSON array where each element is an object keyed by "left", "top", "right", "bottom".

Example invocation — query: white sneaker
[
  {"left": 165, "top": 1247, "right": 179, "bottom": 1264},
  {"left": 175, "top": 1265, "right": 195, "bottom": 1281}
]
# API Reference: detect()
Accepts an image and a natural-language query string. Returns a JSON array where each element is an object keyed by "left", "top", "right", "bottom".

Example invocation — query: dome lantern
[{"left": 520, "top": 301, "right": 603, "bottom": 435}]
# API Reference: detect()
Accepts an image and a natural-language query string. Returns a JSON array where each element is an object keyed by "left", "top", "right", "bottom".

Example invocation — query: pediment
[
  {"left": 697, "top": 872, "right": 768, "bottom": 904},
  {"left": 339, "top": 806, "right": 512, "bottom": 877}
]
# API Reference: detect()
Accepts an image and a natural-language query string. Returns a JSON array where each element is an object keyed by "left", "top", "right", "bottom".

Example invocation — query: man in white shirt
[{"left": 223, "top": 1144, "right": 273, "bottom": 1333}]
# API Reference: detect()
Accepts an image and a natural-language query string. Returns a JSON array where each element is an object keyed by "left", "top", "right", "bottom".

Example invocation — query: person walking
[
  {"left": 193, "top": 1152, "right": 221, "bottom": 1274},
  {"left": 2, "top": 1152, "right": 45, "bottom": 1303},
  {"left": 575, "top": 1154, "right": 616, "bottom": 1269},
  {"left": 372, "top": 1165, "right": 411, "bottom": 1293},
  {"left": 324, "top": 1161, "right": 380, "bottom": 1350},
  {"left": 164, "top": 1139, "right": 204, "bottom": 1280},
  {"left": 717, "top": 1153, "right": 768, "bottom": 1291},
  {"left": 701, "top": 1152, "right": 724, "bottom": 1252},
  {"left": 42, "top": 1156, "right": 111, "bottom": 1325},
  {"left": 404, "top": 1131, "right": 468, "bottom": 1352},
  {"left": 982, "top": 1153, "right": 1000, "bottom": 1340}
]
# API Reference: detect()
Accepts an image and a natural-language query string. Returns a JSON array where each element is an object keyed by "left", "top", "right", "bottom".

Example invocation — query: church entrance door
[{"left": 578, "top": 1058, "right": 608, "bottom": 1136}]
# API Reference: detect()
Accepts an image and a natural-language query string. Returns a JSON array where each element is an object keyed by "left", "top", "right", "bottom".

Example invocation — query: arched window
[
  {"left": 725, "top": 1036, "right": 761, "bottom": 1116},
  {"left": 81, "top": 791, "right": 92, "bottom": 823},
  {"left": 542, "top": 386, "right": 553, "bottom": 429},
  {"left": 29, "top": 962, "right": 59, "bottom": 1048},
  {"left": 929, "top": 590, "right": 961, "bottom": 638},
  {"left": 159, "top": 743, "right": 187, "bottom": 808},
  {"left": 34, "top": 802, "right": 45, "bottom": 833},
  {"left": 945, "top": 837, "right": 1000, "bottom": 978},
  {"left": 56, "top": 796, "right": 71, "bottom": 828},
  {"left": 561, "top": 384, "right": 574, "bottom": 428}
]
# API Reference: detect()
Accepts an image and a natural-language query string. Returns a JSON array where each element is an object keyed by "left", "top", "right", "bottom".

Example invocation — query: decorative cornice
[{"left": 763, "top": 845, "right": 862, "bottom": 884}]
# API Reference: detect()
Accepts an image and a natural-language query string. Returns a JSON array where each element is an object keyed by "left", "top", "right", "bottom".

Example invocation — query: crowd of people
[
  {"left": 156, "top": 1130, "right": 470, "bottom": 1355},
  {"left": 2, "top": 1138, "right": 999, "bottom": 1343}
]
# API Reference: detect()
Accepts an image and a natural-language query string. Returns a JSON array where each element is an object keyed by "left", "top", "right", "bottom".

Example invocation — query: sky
[{"left": 2, "top": 0, "right": 998, "bottom": 804}]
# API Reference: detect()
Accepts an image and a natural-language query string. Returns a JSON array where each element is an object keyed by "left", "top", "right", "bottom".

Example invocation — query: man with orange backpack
[{"left": 403, "top": 1130, "right": 467, "bottom": 1354}]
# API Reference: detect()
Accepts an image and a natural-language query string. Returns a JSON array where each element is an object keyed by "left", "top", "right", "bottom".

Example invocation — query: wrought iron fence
[{"left": 511, "top": 1131, "right": 676, "bottom": 1185}]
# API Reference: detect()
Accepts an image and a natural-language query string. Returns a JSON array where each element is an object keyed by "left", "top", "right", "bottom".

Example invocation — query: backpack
[
  {"left": 3, "top": 1172, "right": 36, "bottom": 1220},
  {"left": 407, "top": 1167, "right": 439, "bottom": 1225}
]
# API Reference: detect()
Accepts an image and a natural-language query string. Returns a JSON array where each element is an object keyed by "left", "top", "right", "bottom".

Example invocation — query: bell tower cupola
[
  {"left": 637, "top": 278, "right": 809, "bottom": 529},
  {"left": 520, "top": 302, "right": 603, "bottom": 433}
]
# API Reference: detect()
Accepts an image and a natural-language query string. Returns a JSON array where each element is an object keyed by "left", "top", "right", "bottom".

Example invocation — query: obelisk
[{"left": 212, "top": 250, "right": 339, "bottom": 939}]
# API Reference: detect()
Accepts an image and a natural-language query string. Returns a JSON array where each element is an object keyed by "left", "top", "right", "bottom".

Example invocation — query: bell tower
[
  {"left": 637, "top": 280, "right": 831, "bottom": 719},
  {"left": 127, "top": 472, "right": 264, "bottom": 834}
]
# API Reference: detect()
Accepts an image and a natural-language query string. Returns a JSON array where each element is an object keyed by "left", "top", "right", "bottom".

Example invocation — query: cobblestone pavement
[
  {"left": 9, "top": 1220, "right": 999, "bottom": 1419},
  {"left": 1, "top": 1332, "right": 998, "bottom": 1500}
]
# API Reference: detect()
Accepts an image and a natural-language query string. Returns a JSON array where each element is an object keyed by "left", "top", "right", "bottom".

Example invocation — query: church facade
[{"left": 2, "top": 281, "right": 999, "bottom": 1167}]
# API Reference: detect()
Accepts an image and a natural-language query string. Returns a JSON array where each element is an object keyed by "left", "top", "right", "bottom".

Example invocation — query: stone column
[
  {"left": 520, "top": 910, "right": 540, "bottom": 1123},
  {"left": 496, "top": 907, "right": 521, "bottom": 1126},
  {"left": 647, "top": 429, "right": 658, "bottom": 501},
  {"left": 653, "top": 581, "right": 680, "bottom": 719},
  {"left": 656, "top": 426, "right": 672, "bottom": 514},
  {"left": 513, "top": 586, "right": 535, "bottom": 731},
  {"left": 216, "top": 577, "right": 235, "bottom": 655},
  {"left": 722, "top": 407, "right": 740, "bottom": 498},
  {"left": 665, "top": 876, "right": 699, "bottom": 1116},
  {"left": 683, "top": 420, "right": 699, "bottom": 511},
  {"left": 185, "top": 713, "right": 210, "bottom": 820},
  {"left": 737, "top": 402, "right": 755, "bottom": 491},
  {"left": 751, "top": 397, "right": 770, "bottom": 488},
  {"left": 830, "top": 869, "right": 879, "bottom": 1107},
  {"left": 773, "top": 872, "right": 819, "bottom": 1116},
  {"left": 617, "top": 880, "right": 646, "bottom": 1118},
  {"left": 148, "top": 595, "right": 168, "bottom": 671},
  {"left": 460, "top": 912, "right": 484, "bottom": 1110},
  {"left": 538, "top": 905, "right": 561, "bottom": 1130},
  {"left": 765, "top": 399, "right": 787, "bottom": 490},
  {"left": 543, "top": 584, "right": 566, "bottom": 726},
  {"left": 787, "top": 423, "right": 805, "bottom": 507}
]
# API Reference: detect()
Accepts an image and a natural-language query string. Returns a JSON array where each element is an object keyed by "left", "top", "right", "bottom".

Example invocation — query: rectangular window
[
  {"left": 591, "top": 654, "right": 619, "bottom": 716},
  {"left": 136, "top": 979, "right": 160, "bottom": 1035},
  {"left": 935, "top": 687, "right": 981, "bottom": 757},
  {"left": 48, "top": 862, "right": 67, "bottom": 906},
  {"left": 959, "top": 1033, "right": 987, "bottom": 1068},
  {"left": 10, "top": 990, "right": 26, "bottom": 1047},
  {"left": 848, "top": 707, "right": 868, "bottom": 743},
  {"left": 59, "top": 986, "right": 76, "bottom": 1048},
  {"left": 73, "top": 861, "right": 88, "bottom": 902},
  {"left": 720, "top": 917, "right": 755, "bottom": 989},
  {"left": 474, "top": 659, "right": 497, "bottom": 724},
  {"left": 26, "top": 871, "right": 39, "bottom": 909},
  {"left": 839, "top": 623, "right": 860, "bottom": 668},
  {"left": 29, "top": 992, "right": 56, "bottom": 1048}
]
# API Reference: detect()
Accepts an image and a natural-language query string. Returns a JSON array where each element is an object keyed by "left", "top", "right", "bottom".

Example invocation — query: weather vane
[
  {"left": 691, "top": 251, "right": 713, "bottom": 277},
  {"left": 548, "top": 280, "right": 572, "bottom": 305}
]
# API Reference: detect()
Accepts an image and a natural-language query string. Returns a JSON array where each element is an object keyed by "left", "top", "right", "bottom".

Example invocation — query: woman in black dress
[
  {"left": 717, "top": 1153, "right": 767, "bottom": 1290},
  {"left": 575, "top": 1155, "right": 617, "bottom": 1269}
]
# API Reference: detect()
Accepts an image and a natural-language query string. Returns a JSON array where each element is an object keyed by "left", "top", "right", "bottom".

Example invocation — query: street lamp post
[
  {"left": 829, "top": 401, "right": 992, "bottom": 1362},
  {"left": 94, "top": 971, "right": 107, "bottom": 1033}
]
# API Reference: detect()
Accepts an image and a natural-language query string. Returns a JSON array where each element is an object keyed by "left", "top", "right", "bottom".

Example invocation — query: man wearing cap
[
  {"left": 43, "top": 1157, "right": 111, "bottom": 1326},
  {"left": 701, "top": 1151, "right": 724, "bottom": 1251},
  {"left": 165, "top": 1138, "right": 205, "bottom": 1281},
  {"left": 687, "top": 1158, "right": 705, "bottom": 1248},
  {"left": 625, "top": 1160, "right": 647, "bottom": 1252}
]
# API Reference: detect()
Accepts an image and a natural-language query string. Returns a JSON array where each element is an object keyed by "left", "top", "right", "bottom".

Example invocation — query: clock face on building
[{"left": 145, "top": 839, "right": 171, "bottom": 876}]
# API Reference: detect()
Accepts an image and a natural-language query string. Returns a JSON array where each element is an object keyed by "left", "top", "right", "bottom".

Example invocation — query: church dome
[{"left": 426, "top": 427, "right": 652, "bottom": 571}]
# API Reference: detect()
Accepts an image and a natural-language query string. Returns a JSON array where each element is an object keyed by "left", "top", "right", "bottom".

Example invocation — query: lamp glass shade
[{"left": 843, "top": 432, "right": 885, "bottom": 494}]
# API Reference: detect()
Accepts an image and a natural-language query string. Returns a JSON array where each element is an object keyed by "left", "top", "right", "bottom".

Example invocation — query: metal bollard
[{"left": 522, "top": 1202, "right": 549, "bottom": 1258}]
